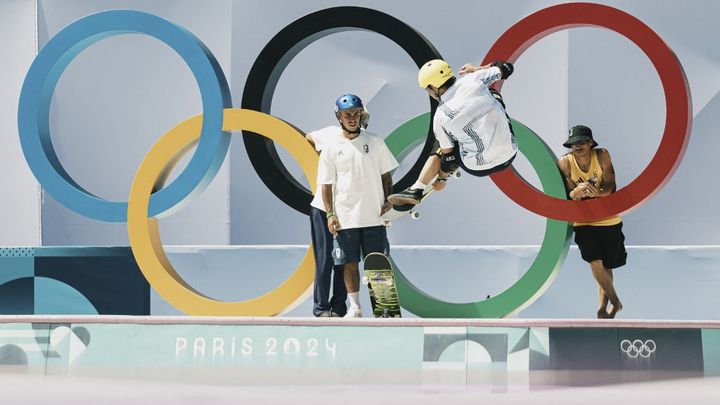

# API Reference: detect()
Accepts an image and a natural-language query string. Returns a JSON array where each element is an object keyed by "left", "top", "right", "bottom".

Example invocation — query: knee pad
[{"left": 440, "top": 153, "right": 460, "bottom": 173}]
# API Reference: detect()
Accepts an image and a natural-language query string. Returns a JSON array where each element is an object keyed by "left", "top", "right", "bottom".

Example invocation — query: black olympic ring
[
  {"left": 620, "top": 339, "right": 656, "bottom": 358},
  {"left": 241, "top": 6, "right": 443, "bottom": 214}
]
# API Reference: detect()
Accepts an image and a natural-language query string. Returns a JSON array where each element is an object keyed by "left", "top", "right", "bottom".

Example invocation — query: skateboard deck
[
  {"left": 383, "top": 171, "right": 459, "bottom": 224},
  {"left": 381, "top": 190, "right": 433, "bottom": 222},
  {"left": 362, "top": 252, "right": 401, "bottom": 318}
]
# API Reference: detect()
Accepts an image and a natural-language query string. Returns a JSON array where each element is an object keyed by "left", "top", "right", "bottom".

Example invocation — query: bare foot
[{"left": 608, "top": 303, "right": 623, "bottom": 319}]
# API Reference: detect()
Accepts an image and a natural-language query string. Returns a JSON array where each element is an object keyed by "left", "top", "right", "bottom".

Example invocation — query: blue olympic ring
[{"left": 18, "top": 10, "right": 232, "bottom": 222}]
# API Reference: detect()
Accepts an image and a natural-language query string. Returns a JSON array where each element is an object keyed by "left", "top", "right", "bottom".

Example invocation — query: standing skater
[
  {"left": 317, "top": 94, "right": 399, "bottom": 318},
  {"left": 307, "top": 97, "right": 370, "bottom": 317}
]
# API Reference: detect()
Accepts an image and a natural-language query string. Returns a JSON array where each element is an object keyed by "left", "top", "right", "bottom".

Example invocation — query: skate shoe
[
  {"left": 388, "top": 188, "right": 423, "bottom": 206},
  {"left": 344, "top": 305, "right": 363, "bottom": 318}
]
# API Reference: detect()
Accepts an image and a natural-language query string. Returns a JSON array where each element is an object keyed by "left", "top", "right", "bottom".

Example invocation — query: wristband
[{"left": 326, "top": 211, "right": 335, "bottom": 218}]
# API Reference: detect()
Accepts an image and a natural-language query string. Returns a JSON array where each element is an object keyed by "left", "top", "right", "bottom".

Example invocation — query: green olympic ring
[{"left": 384, "top": 115, "right": 571, "bottom": 318}]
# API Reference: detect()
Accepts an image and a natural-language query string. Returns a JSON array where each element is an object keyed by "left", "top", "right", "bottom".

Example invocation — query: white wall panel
[{"left": 0, "top": 0, "right": 40, "bottom": 246}]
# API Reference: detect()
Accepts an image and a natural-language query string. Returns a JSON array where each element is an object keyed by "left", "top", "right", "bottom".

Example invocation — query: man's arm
[
  {"left": 317, "top": 149, "right": 339, "bottom": 234},
  {"left": 557, "top": 156, "right": 585, "bottom": 200},
  {"left": 458, "top": 61, "right": 513, "bottom": 85},
  {"left": 322, "top": 184, "right": 340, "bottom": 235},
  {"left": 374, "top": 136, "right": 399, "bottom": 214},
  {"left": 381, "top": 172, "right": 393, "bottom": 200},
  {"left": 380, "top": 172, "right": 393, "bottom": 214},
  {"left": 322, "top": 183, "right": 334, "bottom": 213},
  {"left": 593, "top": 149, "right": 617, "bottom": 198},
  {"left": 458, "top": 63, "right": 491, "bottom": 75}
]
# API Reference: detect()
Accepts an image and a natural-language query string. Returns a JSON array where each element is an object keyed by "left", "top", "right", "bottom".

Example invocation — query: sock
[
  {"left": 411, "top": 181, "right": 426, "bottom": 190},
  {"left": 348, "top": 292, "right": 361, "bottom": 307}
]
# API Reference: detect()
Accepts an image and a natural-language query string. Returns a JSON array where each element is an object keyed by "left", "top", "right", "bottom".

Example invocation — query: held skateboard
[{"left": 362, "top": 252, "right": 401, "bottom": 318}]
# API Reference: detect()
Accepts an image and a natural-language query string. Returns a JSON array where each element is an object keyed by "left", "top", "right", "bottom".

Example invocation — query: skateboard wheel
[
  {"left": 410, "top": 211, "right": 420, "bottom": 219},
  {"left": 385, "top": 279, "right": 393, "bottom": 286},
  {"left": 362, "top": 276, "right": 369, "bottom": 284}
]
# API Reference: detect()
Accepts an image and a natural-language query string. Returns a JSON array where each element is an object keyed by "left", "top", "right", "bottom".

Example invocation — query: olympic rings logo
[
  {"left": 17, "top": 4, "right": 690, "bottom": 317},
  {"left": 620, "top": 339, "right": 657, "bottom": 358}
]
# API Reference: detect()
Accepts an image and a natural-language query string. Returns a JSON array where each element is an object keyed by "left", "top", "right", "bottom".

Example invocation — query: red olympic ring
[{"left": 484, "top": 2, "right": 692, "bottom": 222}]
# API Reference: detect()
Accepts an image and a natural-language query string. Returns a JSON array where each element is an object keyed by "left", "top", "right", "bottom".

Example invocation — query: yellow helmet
[{"left": 418, "top": 59, "right": 453, "bottom": 88}]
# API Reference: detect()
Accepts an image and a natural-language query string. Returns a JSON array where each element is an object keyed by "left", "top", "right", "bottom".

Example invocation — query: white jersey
[
  {"left": 433, "top": 66, "right": 517, "bottom": 171},
  {"left": 317, "top": 131, "right": 399, "bottom": 229},
  {"left": 308, "top": 126, "right": 343, "bottom": 211}
]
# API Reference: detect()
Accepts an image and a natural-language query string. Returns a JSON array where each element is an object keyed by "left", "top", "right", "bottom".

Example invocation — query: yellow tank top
[{"left": 566, "top": 149, "right": 622, "bottom": 227}]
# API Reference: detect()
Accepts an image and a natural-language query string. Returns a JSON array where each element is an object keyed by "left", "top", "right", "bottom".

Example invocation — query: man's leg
[
  {"left": 343, "top": 262, "right": 363, "bottom": 317},
  {"left": 388, "top": 155, "right": 440, "bottom": 205},
  {"left": 329, "top": 264, "right": 347, "bottom": 316},
  {"left": 590, "top": 260, "right": 622, "bottom": 318},
  {"left": 310, "top": 208, "right": 333, "bottom": 317},
  {"left": 605, "top": 268, "right": 622, "bottom": 318},
  {"left": 597, "top": 285, "right": 610, "bottom": 318},
  {"left": 344, "top": 262, "right": 361, "bottom": 295},
  {"left": 333, "top": 229, "right": 363, "bottom": 318},
  {"left": 417, "top": 155, "right": 442, "bottom": 187}
]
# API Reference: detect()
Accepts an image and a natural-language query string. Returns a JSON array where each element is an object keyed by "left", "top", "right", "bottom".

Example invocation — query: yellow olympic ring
[{"left": 128, "top": 108, "right": 318, "bottom": 316}]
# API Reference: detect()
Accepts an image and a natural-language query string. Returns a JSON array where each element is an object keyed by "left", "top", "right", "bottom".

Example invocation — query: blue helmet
[{"left": 334, "top": 94, "right": 364, "bottom": 112}]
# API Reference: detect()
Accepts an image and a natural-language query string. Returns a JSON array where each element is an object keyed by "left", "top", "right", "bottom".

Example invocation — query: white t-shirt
[
  {"left": 308, "top": 126, "right": 343, "bottom": 211},
  {"left": 317, "top": 131, "right": 399, "bottom": 229},
  {"left": 433, "top": 66, "right": 518, "bottom": 171}
]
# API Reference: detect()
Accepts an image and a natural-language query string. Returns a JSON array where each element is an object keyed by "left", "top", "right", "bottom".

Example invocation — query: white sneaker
[{"left": 344, "top": 305, "right": 363, "bottom": 318}]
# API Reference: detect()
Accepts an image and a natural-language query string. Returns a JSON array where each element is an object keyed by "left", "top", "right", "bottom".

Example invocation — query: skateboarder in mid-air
[{"left": 388, "top": 59, "right": 517, "bottom": 206}]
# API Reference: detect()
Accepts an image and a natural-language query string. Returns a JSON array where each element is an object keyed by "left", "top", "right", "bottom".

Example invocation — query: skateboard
[
  {"left": 381, "top": 190, "right": 434, "bottom": 222},
  {"left": 382, "top": 171, "right": 460, "bottom": 223},
  {"left": 362, "top": 252, "right": 401, "bottom": 318}
]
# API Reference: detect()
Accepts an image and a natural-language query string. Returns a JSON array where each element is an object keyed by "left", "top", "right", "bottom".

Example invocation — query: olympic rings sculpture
[
  {"left": 18, "top": 10, "right": 231, "bottom": 222},
  {"left": 17, "top": 3, "right": 691, "bottom": 317},
  {"left": 484, "top": 3, "right": 692, "bottom": 222},
  {"left": 388, "top": 115, "right": 571, "bottom": 318},
  {"left": 241, "top": 7, "right": 442, "bottom": 215},
  {"left": 127, "top": 109, "right": 318, "bottom": 315}
]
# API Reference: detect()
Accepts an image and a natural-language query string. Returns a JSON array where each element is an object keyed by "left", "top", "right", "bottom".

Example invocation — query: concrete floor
[{"left": 3, "top": 374, "right": 720, "bottom": 404}]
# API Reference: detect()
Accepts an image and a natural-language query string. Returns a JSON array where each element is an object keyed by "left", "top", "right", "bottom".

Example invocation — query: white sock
[
  {"left": 348, "top": 292, "right": 361, "bottom": 307},
  {"left": 411, "top": 181, "right": 426, "bottom": 190}
]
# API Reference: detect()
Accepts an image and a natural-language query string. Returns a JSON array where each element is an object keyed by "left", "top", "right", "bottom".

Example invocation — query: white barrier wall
[
  {"left": 152, "top": 246, "right": 720, "bottom": 320},
  {"left": 0, "top": 0, "right": 716, "bottom": 247},
  {"left": 1, "top": 317, "right": 718, "bottom": 388}
]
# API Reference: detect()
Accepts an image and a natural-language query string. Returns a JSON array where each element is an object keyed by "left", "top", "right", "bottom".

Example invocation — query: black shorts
[
  {"left": 332, "top": 226, "right": 389, "bottom": 265},
  {"left": 462, "top": 153, "right": 515, "bottom": 177},
  {"left": 431, "top": 139, "right": 515, "bottom": 177},
  {"left": 573, "top": 223, "right": 627, "bottom": 269}
]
